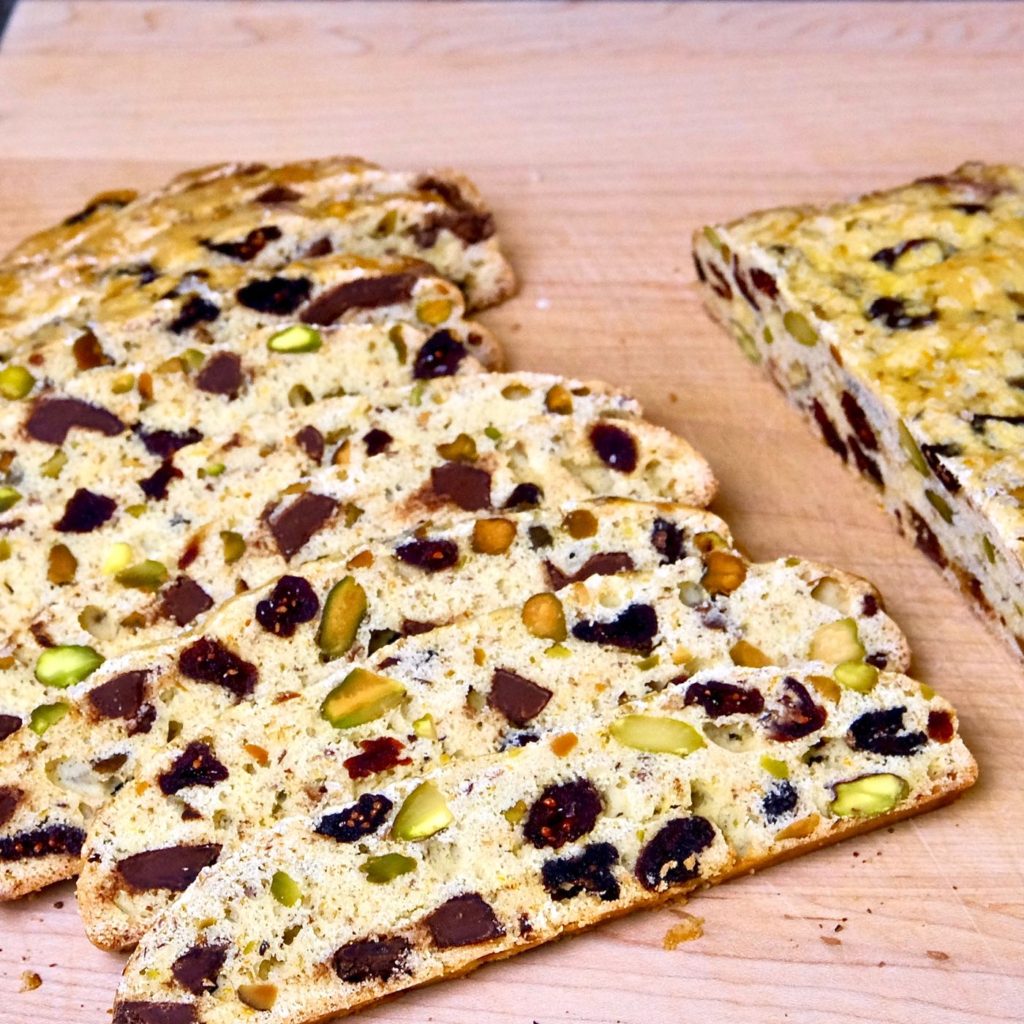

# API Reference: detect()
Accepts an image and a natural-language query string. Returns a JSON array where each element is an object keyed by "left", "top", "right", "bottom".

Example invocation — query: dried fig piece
[
  {"left": 810, "top": 399, "right": 848, "bottom": 461},
  {"left": 763, "top": 678, "right": 827, "bottom": 741},
  {"left": 589, "top": 423, "right": 638, "bottom": 472},
  {"left": 169, "top": 296, "right": 220, "bottom": 334},
  {"left": 424, "top": 893, "right": 504, "bottom": 948},
  {"left": 635, "top": 816, "right": 715, "bottom": 891},
  {"left": 160, "top": 576, "right": 214, "bottom": 627},
  {"left": 136, "top": 427, "right": 203, "bottom": 458},
  {"left": 541, "top": 842, "right": 620, "bottom": 902},
  {"left": 524, "top": 779, "right": 602, "bottom": 849},
  {"left": 117, "top": 843, "right": 221, "bottom": 891},
  {"left": 395, "top": 537, "right": 458, "bottom": 572},
  {"left": 908, "top": 508, "right": 947, "bottom": 567},
  {"left": 139, "top": 460, "right": 182, "bottom": 501},
  {"left": 572, "top": 603, "right": 658, "bottom": 653},
  {"left": 847, "top": 707, "right": 926, "bottom": 757},
  {"left": 412, "top": 329, "right": 468, "bottom": 379},
  {"left": 316, "top": 793, "right": 393, "bottom": 843},
  {"left": 171, "top": 943, "right": 228, "bottom": 995},
  {"left": 255, "top": 575, "right": 320, "bottom": 637},
  {"left": 158, "top": 741, "right": 229, "bottom": 795},
  {"left": 683, "top": 679, "right": 764, "bottom": 718},
  {"left": 651, "top": 517, "right": 685, "bottom": 563},
  {"left": 0, "top": 823, "right": 85, "bottom": 861},
  {"left": 362, "top": 428, "right": 393, "bottom": 457},
  {"left": 333, "top": 936, "right": 412, "bottom": 984},
  {"left": 26, "top": 396, "right": 125, "bottom": 444},
  {"left": 0, "top": 715, "right": 21, "bottom": 743},
  {"left": 343, "top": 737, "right": 411, "bottom": 780},
  {"left": 178, "top": 637, "right": 258, "bottom": 699},
  {"left": 236, "top": 275, "right": 311, "bottom": 315}
]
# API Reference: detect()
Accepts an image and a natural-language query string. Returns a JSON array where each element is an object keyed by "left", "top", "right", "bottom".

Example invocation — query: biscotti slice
[
  {"left": 77, "top": 558, "right": 909, "bottom": 948},
  {"left": 110, "top": 664, "right": 975, "bottom": 1024},
  {"left": 694, "top": 162, "right": 1024, "bottom": 659},
  {"left": 0, "top": 372, "right": 713, "bottom": 704},
  {"left": 0, "top": 500, "right": 730, "bottom": 901}
]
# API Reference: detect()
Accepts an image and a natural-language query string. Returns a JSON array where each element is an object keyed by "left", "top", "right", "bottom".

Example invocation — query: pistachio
[
  {"left": 830, "top": 773, "right": 908, "bottom": 818},
  {"left": 0, "top": 486, "right": 21, "bottom": 513},
  {"left": 810, "top": 577, "right": 848, "bottom": 612},
  {"left": 898, "top": 420, "right": 929, "bottom": 476},
  {"left": 925, "top": 489, "right": 954, "bottom": 524},
  {"left": 610, "top": 715, "right": 705, "bottom": 756},
  {"left": 288, "top": 383, "right": 314, "bottom": 407},
  {"left": 237, "top": 983, "right": 278, "bottom": 1011},
  {"left": 115, "top": 559, "right": 169, "bottom": 591},
  {"left": 111, "top": 373, "right": 135, "bottom": 394},
  {"left": 391, "top": 781, "right": 453, "bottom": 841},
  {"left": 268, "top": 324, "right": 322, "bottom": 353},
  {"left": 0, "top": 539, "right": 9, "bottom": 561},
  {"left": 563, "top": 508, "right": 597, "bottom": 539},
  {"left": 735, "top": 325, "right": 761, "bottom": 363},
  {"left": 729, "top": 639, "right": 772, "bottom": 668},
  {"left": 783, "top": 310, "right": 818, "bottom": 346},
  {"left": 678, "top": 581, "right": 706, "bottom": 607},
  {"left": 833, "top": 661, "right": 878, "bottom": 693},
  {"left": 29, "top": 702, "right": 68, "bottom": 736},
  {"left": 776, "top": 813, "right": 819, "bottom": 840},
  {"left": 544, "top": 384, "right": 573, "bottom": 414},
  {"left": 102, "top": 542, "right": 134, "bottom": 575},
  {"left": 501, "top": 383, "right": 531, "bottom": 400},
  {"left": 320, "top": 668, "right": 405, "bottom": 728},
  {"left": 416, "top": 298, "right": 454, "bottom": 326},
  {"left": 360, "top": 852, "right": 416, "bottom": 884},
  {"left": 702, "top": 550, "right": 746, "bottom": 595},
  {"left": 40, "top": 450, "right": 67, "bottom": 479},
  {"left": 220, "top": 530, "right": 246, "bottom": 564},
  {"left": 317, "top": 576, "right": 367, "bottom": 660},
  {"left": 521, "top": 593, "right": 567, "bottom": 641},
  {"left": 47, "top": 544, "right": 77, "bottom": 585},
  {"left": 808, "top": 618, "right": 864, "bottom": 664},
  {"left": 472, "top": 517, "right": 516, "bottom": 555},
  {"left": 807, "top": 674, "right": 842, "bottom": 703},
  {"left": 693, "top": 531, "right": 729, "bottom": 553},
  {"left": 35, "top": 645, "right": 104, "bottom": 688},
  {"left": 198, "top": 462, "right": 225, "bottom": 478},
  {"left": 544, "top": 643, "right": 571, "bottom": 658},
  {"left": 412, "top": 714, "right": 437, "bottom": 740},
  {"left": 760, "top": 756, "right": 789, "bottom": 779},
  {"left": 502, "top": 800, "right": 527, "bottom": 825},
  {"left": 270, "top": 870, "right": 302, "bottom": 907},
  {"left": 436, "top": 433, "right": 477, "bottom": 462},
  {"left": 982, "top": 535, "right": 997, "bottom": 564},
  {"left": 0, "top": 365, "right": 35, "bottom": 400},
  {"left": 484, "top": 425, "right": 502, "bottom": 442}
]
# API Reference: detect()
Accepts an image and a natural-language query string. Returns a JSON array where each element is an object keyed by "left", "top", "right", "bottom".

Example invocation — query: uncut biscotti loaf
[
  {"left": 0, "top": 157, "right": 515, "bottom": 341},
  {"left": 0, "top": 372, "right": 713, "bottom": 708},
  {"left": 77, "top": 557, "right": 909, "bottom": 948},
  {"left": 694, "top": 162, "right": 1024, "bottom": 659},
  {"left": 111, "top": 664, "right": 975, "bottom": 1024},
  {"left": 0, "top": 499, "right": 729, "bottom": 901}
]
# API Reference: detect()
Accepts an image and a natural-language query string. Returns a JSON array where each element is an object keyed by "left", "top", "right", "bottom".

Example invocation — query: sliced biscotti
[
  {"left": 0, "top": 499, "right": 728, "bottom": 902},
  {"left": 77, "top": 558, "right": 909, "bottom": 948},
  {"left": 0, "top": 372, "right": 713, "bottom": 705},
  {"left": 695, "top": 162, "right": 1024, "bottom": 659},
  {"left": 110, "top": 664, "right": 975, "bottom": 1024}
]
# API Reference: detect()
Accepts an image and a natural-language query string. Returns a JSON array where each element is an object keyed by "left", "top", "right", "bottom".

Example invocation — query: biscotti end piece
[
  {"left": 694, "top": 162, "right": 1024, "bottom": 659},
  {"left": 111, "top": 664, "right": 974, "bottom": 1024}
]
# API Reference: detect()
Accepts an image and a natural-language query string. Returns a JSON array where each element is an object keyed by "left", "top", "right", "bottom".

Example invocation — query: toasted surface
[{"left": 111, "top": 664, "right": 975, "bottom": 1024}]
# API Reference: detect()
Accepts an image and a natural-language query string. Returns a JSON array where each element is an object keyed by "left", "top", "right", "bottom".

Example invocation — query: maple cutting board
[{"left": 0, "top": 3, "right": 1022, "bottom": 1023}]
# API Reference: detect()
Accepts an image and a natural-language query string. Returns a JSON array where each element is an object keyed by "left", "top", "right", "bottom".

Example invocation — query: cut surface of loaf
[
  {"left": 0, "top": 372, "right": 713, "bottom": 714},
  {"left": 111, "top": 664, "right": 975, "bottom": 1024},
  {"left": 0, "top": 500, "right": 728, "bottom": 901},
  {"left": 695, "top": 161, "right": 1024, "bottom": 660},
  {"left": 77, "top": 555, "right": 908, "bottom": 948}
]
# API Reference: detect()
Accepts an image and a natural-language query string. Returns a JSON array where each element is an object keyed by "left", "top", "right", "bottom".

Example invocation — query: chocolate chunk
[
  {"left": 707, "top": 263, "right": 733, "bottom": 301},
  {"left": 412, "top": 330, "right": 467, "bottom": 379},
  {"left": 528, "top": 525, "right": 553, "bottom": 549},
  {"left": 343, "top": 737, "right": 411, "bottom": 780},
  {"left": 750, "top": 267, "right": 778, "bottom": 298},
  {"left": 424, "top": 893, "right": 505, "bottom": 948},
  {"left": 572, "top": 603, "right": 658, "bottom": 653},
  {"left": 160, "top": 576, "right": 214, "bottom": 627},
  {"left": 316, "top": 793, "right": 393, "bottom": 843},
  {"left": 112, "top": 1002, "right": 198, "bottom": 1024},
  {"left": 415, "top": 175, "right": 472, "bottom": 210},
  {"left": 544, "top": 552, "right": 635, "bottom": 591},
  {"left": 140, "top": 459, "right": 183, "bottom": 500},
  {"left": 256, "top": 184, "right": 303, "bottom": 204},
  {"left": 169, "top": 296, "right": 220, "bottom": 334},
  {"left": 267, "top": 492, "right": 337, "bottom": 560},
  {"left": 296, "top": 425, "right": 325, "bottom": 463},
  {"left": 908, "top": 508, "right": 947, "bottom": 568},
  {"left": 525, "top": 779, "right": 602, "bottom": 849},
  {"left": 55, "top": 488, "right": 117, "bottom": 533},
  {"left": 413, "top": 209, "right": 495, "bottom": 248},
  {"left": 0, "top": 823, "right": 85, "bottom": 861},
  {"left": 635, "top": 816, "right": 715, "bottom": 891},
  {"left": 870, "top": 237, "right": 942, "bottom": 270},
  {"left": 301, "top": 273, "right": 419, "bottom": 326},
  {"left": 0, "top": 715, "right": 21, "bottom": 743},
  {"left": 304, "top": 237, "right": 333, "bottom": 258},
  {"left": 541, "top": 842, "right": 620, "bottom": 902},
  {"left": 171, "top": 942, "right": 228, "bottom": 995},
  {"left": 236, "top": 275, "right": 312, "bottom": 315},
  {"left": 178, "top": 637, "right": 258, "bottom": 699},
  {"left": 26, "top": 396, "right": 125, "bottom": 445},
  {"left": 128, "top": 704, "right": 157, "bottom": 736},
  {"left": 333, "top": 935, "right": 412, "bottom": 984},
  {"left": 503, "top": 482, "right": 543, "bottom": 510},
  {"left": 159, "top": 741, "right": 229, "bottom": 795},
  {"left": 867, "top": 296, "right": 938, "bottom": 331},
  {"left": 762, "top": 781, "right": 799, "bottom": 822},
  {"left": 862, "top": 593, "right": 879, "bottom": 617},
  {"left": 848, "top": 707, "right": 926, "bottom": 757},
  {"left": 137, "top": 427, "right": 203, "bottom": 458},
  {"left": 848, "top": 436, "right": 883, "bottom": 485},
  {"left": 72, "top": 330, "right": 112, "bottom": 370},
  {"left": 684, "top": 680, "right": 765, "bottom": 718},
  {"left": 117, "top": 843, "right": 221, "bottom": 891},
  {"left": 202, "top": 225, "right": 282, "bottom": 262},
  {"left": 693, "top": 253, "right": 707, "bottom": 283},
  {"left": 255, "top": 575, "right": 320, "bottom": 637},
  {"left": 393, "top": 537, "right": 459, "bottom": 572},
  {"left": 589, "top": 423, "right": 638, "bottom": 473},
  {"left": 920, "top": 443, "right": 962, "bottom": 493},
  {"left": 763, "top": 678, "right": 827, "bottom": 741},
  {"left": 651, "top": 517, "right": 685, "bottom": 564},
  {"left": 401, "top": 618, "right": 436, "bottom": 636},
  {"left": 362, "top": 428, "right": 393, "bottom": 457},
  {"left": 971, "top": 413, "right": 1024, "bottom": 430},
  {"left": 430, "top": 462, "right": 491, "bottom": 511},
  {"left": 0, "top": 787, "right": 22, "bottom": 828},
  {"left": 88, "top": 670, "right": 149, "bottom": 720},
  {"left": 840, "top": 391, "right": 879, "bottom": 450},
  {"left": 196, "top": 351, "right": 244, "bottom": 398},
  {"left": 489, "top": 668, "right": 553, "bottom": 727},
  {"left": 810, "top": 399, "right": 848, "bottom": 462}
]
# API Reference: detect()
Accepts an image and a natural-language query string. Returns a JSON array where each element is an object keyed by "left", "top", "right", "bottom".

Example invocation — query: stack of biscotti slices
[
  {"left": 694, "top": 162, "right": 1024, "bottom": 661},
  {"left": 0, "top": 159, "right": 977, "bottom": 1024}
]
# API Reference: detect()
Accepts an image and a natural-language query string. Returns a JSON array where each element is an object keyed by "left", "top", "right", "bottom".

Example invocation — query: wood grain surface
[{"left": 1, "top": 3, "right": 1022, "bottom": 1022}]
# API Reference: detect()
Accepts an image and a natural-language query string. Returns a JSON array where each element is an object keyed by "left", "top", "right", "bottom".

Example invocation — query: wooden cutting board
[{"left": 1, "top": 3, "right": 1022, "bottom": 1022}]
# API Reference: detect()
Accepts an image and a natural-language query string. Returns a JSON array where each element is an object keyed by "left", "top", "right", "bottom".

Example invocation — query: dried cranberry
[
  {"left": 169, "top": 296, "right": 220, "bottom": 334},
  {"left": 158, "top": 741, "right": 229, "bottom": 795},
  {"left": 0, "top": 823, "right": 85, "bottom": 861},
  {"left": 333, "top": 936, "right": 411, "bottom": 984},
  {"left": 201, "top": 226, "right": 281, "bottom": 262},
  {"left": 171, "top": 942, "right": 228, "bottom": 995},
  {"left": 763, "top": 678, "right": 826, "bottom": 741},
  {"left": 544, "top": 552, "right": 635, "bottom": 591},
  {"left": 401, "top": 618, "right": 436, "bottom": 636},
  {"left": 363, "top": 428, "right": 393, "bottom": 456},
  {"left": 651, "top": 517, "right": 685, "bottom": 564},
  {"left": 301, "top": 273, "right": 418, "bottom": 326},
  {"left": 236, "top": 275, "right": 311, "bottom": 315},
  {"left": 412, "top": 330, "right": 468, "bottom": 379},
  {"left": 524, "top": 779, "right": 602, "bottom": 849},
  {"left": 431, "top": 462, "right": 492, "bottom": 511},
  {"left": 684, "top": 679, "right": 765, "bottom": 718},
  {"left": 589, "top": 423, "right": 638, "bottom": 473},
  {"left": 139, "top": 459, "right": 182, "bottom": 500},
  {"left": 920, "top": 443, "right": 962, "bottom": 493},
  {"left": 72, "top": 330, "right": 111, "bottom": 370},
  {"left": 504, "top": 482, "right": 544, "bottom": 509},
  {"left": 810, "top": 399, "right": 848, "bottom": 462},
  {"left": 541, "top": 842, "right": 620, "bottom": 902},
  {"left": 761, "top": 781, "right": 798, "bottom": 822},
  {"left": 907, "top": 508, "right": 947, "bottom": 568},
  {"left": 572, "top": 603, "right": 658, "bottom": 653},
  {"left": 343, "top": 737, "right": 412, "bottom": 780},
  {"left": 55, "top": 488, "right": 116, "bottom": 533},
  {"left": 178, "top": 637, "right": 258, "bottom": 699},
  {"left": 635, "top": 816, "right": 715, "bottom": 891},
  {"left": 26, "top": 396, "right": 124, "bottom": 445},
  {"left": 316, "top": 793, "right": 393, "bottom": 842},
  {"left": 848, "top": 435, "right": 883, "bottom": 485},
  {"left": 137, "top": 427, "right": 203, "bottom": 458},
  {"left": 255, "top": 575, "right": 320, "bottom": 637},
  {"left": 927, "top": 709, "right": 955, "bottom": 743},
  {"left": 848, "top": 707, "right": 926, "bottom": 757},
  {"left": 395, "top": 537, "right": 459, "bottom": 572},
  {"left": 840, "top": 391, "right": 879, "bottom": 450},
  {"left": 867, "top": 296, "right": 937, "bottom": 331},
  {"left": 266, "top": 492, "right": 337, "bottom": 560}
]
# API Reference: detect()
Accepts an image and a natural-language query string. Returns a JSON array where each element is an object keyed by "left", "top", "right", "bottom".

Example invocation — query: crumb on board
[
  {"left": 820, "top": 936, "right": 842, "bottom": 947},
  {"left": 663, "top": 911, "right": 704, "bottom": 949},
  {"left": 19, "top": 971, "right": 42, "bottom": 992},
  {"left": 927, "top": 950, "right": 951, "bottom": 961}
]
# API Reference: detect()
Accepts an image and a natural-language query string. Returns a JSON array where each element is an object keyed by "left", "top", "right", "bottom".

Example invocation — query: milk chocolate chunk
[
  {"left": 117, "top": 843, "right": 221, "bottom": 891},
  {"left": 425, "top": 893, "right": 504, "bottom": 948},
  {"left": 161, "top": 576, "right": 214, "bottom": 626},
  {"left": 27, "top": 396, "right": 124, "bottom": 444},
  {"left": 412, "top": 330, "right": 467, "bottom": 379},
  {"left": 333, "top": 936, "right": 412, "bottom": 984},
  {"left": 171, "top": 942, "right": 229, "bottom": 995},
  {"left": 256, "top": 184, "right": 303, "bottom": 204},
  {"left": 544, "top": 552, "right": 634, "bottom": 591},
  {"left": 267, "top": 492, "right": 337, "bottom": 559},
  {"left": 196, "top": 351, "right": 244, "bottom": 398},
  {"left": 488, "top": 668, "right": 553, "bottom": 727},
  {"left": 112, "top": 1002, "right": 198, "bottom": 1024},
  {"left": 300, "top": 273, "right": 418, "bottom": 325},
  {"left": 55, "top": 488, "right": 117, "bottom": 533},
  {"left": 430, "top": 462, "right": 491, "bottom": 511},
  {"left": 178, "top": 637, "right": 258, "bottom": 699},
  {"left": 159, "top": 741, "right": 229, "bottom": 795},
  {"left": 88, "top": 670, "right": 149, "bottom": 720}
]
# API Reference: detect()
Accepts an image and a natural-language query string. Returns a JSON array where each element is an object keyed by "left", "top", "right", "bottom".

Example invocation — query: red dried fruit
[
  {"left": 171, "top": 942, "right": 228, "bottom": 995},
  {"left": 684, "top": 679, "right": 765, "bottom": 718},
  {"left": 395, "top": 537, "right": 459, "bottom": 572},
  {"left": 236, "top": 275, "right": 311, "bottom": 315},
  {"left": 137, "top": 427, "right": 203, "bottom": 458},
  {"left": 907, "top": 508, "right": 947, "bottom": 568},
  {"left": 692, "top": 253, "right": 707, "bottom": 283},
  {"left": 571, "top": 603, "right": 658, "bottom": 653},
  {"left": 524, "top": 779, "right": 602, "bottom": 849},
  {"left": 296, "top": 425, "right": 325, "bottom": 463},
  {"left": 848, "top": 707, "right": 926, "bottom": 757},
  {"left": 315, "top": 793, "right": 393, "bottom": 842},
  {"left": 541, "top": 842, "right": 620, "bottom": 902},
  {"left": 503, "top": 482, "right": 544, "bottom": 509},
  {"left": 158, "top": 741, "right": 229, "bottom": 795},
  {"left": 301, "top": 273, "right": 419, "bottom": 326},
  {"left": 178, "top": 637, "right": 258, "bottom": 699},
  {"left": 343, "top": 737, "right": 412, "bottom": 780},
  {"left": 169, "top": 296, "right": 220, "bottom": 334},
  {"left": 0, "top": 715, "right": 22, "bottom": 743},
  {"left": 544, "top": 552, "right": 635, "bottom": 591},
  {"left": 255, "top": 575, "right": 320, "bottom": 637},
  {"left": 0, "top": 823, "right": 85, "bottom": 861},
  {"left": 202, "top": 226, "right": 282, "bottom": 262},
  {"left": 88, "top": 670, "right": 149, "bottom": 720},
  {"left": 732, "top": 257, "right": 759, "bottom": 309},
  {"left": 651, "top": 517, "right": 685, "bottom": 564},
  {"left": 489, "top": 669, "right": 553, "bottom": 727},
  {"left": 55, "top": 488, "right": 117, "bottom": 533},
  {"left": 763, "top": 678, "right": 827, "bottom": 742},
  {"left": 333, "top": 936, "right": 412, "bottom": 984},
  {"left": 26, "top": 396, "right": 125, "bottom": 445},
  {"left": 706, "top": 263, "right": 733, "bottom": 301},
  {"left": 635, "top": 816, "right": 715, "bottom": 891},
  {"left": 589, "top": 423, "right": 638, "bottom": 473},
  {"left": 862, "top": 593, "right": 879, "bottom": 617},
  {"left": 195, "top": 351, "right": 244, "bottom": 398},
  {"left": 750, "top": 267, "right": 778, "bottom": 298},
  {"left": 424, "top": 893, "right": 504, "bottom": 948},
  {"left": 841, "top": 391, "right": 879, "bottom": 451},
  {"left": 810, "top": 399, "right": 848, "bottom": 462},
  {"left": 920, "top": 443, "right": 962, "bottom": 493},
  {"left": 160, "top": 576, "right": 214, "bottom": 627},
  {"left": 116, "top": 843, "right": 221, "bottom": 891},
  {"left": 363, "top": 428, "right": 393, "bottom": 456},
  {"left": 848, "top": 435, "right": 884, "bottom": 485},
  {"left": 430, "top": 462, "right": 492, "bottom": 511},
  {"left": 927, "top": 709, "right": 955, "bottom": 743},
  {"left": 266, "top": 492, "right": 338, "bottom": 560},
  {"left": 140, "top": 459, "right": 183, "bottom": 501},
  {"left": 412, "top": 330, "right": 468, "bottom": 379}
]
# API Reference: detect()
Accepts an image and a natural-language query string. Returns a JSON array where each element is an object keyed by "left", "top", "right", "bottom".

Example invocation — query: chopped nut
[
  {"left": 360, "top": 852, "right": 416, "bottom": 884},
  {"left": 391, "top": 781, "right": 453, "bottom": 841},
  {"left": 776, "top": 813, "right": 820, "bottom": 840},
  {"left": 545, "top": 384, "right": 573, "bottom": 414},
  {"left": 472, "top": 517, "right": 517, "bottom": 555},
  {"left": 29, "top": 702, "right": 68, "bottom": 736},
  {"left": 47, "top": 544, "right": 78, "bottom": 585},
  {"left": 317, "top": 576, "right": 367, "bottom": 659},
  {"left": 809, "top": 618, "right": 864, "bottom": 663},
  {"left": 810, "top": 577, "right": 848, "bottom": 612},
  {"left": 783, "top": 310, "right": 818, "bottom": 346},
  {"left": 237, "top": 983, "right": 278, "bottom": 1011},
  {"left": 320, "top": 668, "right": 405, "bottom": 728},
  {"left": 34, "top": 645, "right": 104, "bottom": 688},
  {"left": 549, "top": 732, "right": 578, "bottom": 757},
  {"left": 221, "top": 530, "right": 246, "bottom": 564},
  {"left": 702, "top": 550, "right": 746, "bottom": 594},
  {"left": 436, "top": 433, "right": 477, "bottom": 462},
  {"left": 563, "top": 508, "right": 598, "bottom": 539},
  {"left": 729, "top": 639, "right": 772, "bottom": 667},
  {"left": 0, "top": 365, "right": 35, "bottom": 400},
  {"left": 830, "top": 774, "right": 908, "bottom": 818},
  {"left": 760, "top": 756, "right": 789, "bottom": 779},
  {"left": 0, "top": 486, "right": 21, "bottom": 513},
  {"left": 270, "top": 870, "right": 302, "bottom": 907},
  {"left": 115, "top": 559, "right": 169, "bottom": 591},
  {"left": 611, "top": 715, "right": 705, "bottom": 755},
  {"left": 268, "top": 324, "right": 322, "bottom": 353},
  {"left": 416, "top": 298, "right": 454, "bottom": 326},
  {"left": 521, "top": 592, "right": 567, "bottom": 641},
  {"left": 807, "top": 674, "right": 842, "bottom": 703},
  {"left": 834, "top": 661, "right": 879, "bottom": 693}
]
